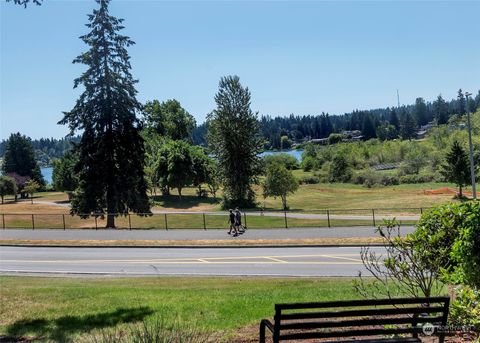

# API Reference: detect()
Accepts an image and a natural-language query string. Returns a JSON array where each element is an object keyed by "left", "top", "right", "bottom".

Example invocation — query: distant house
[
  {"left": 341, "top": 130, "right": 362, "bottom": 137},
  {"left": 416, "top": 130, "right": 428, "bottom": 139},
  {"left": 340, "top": 130, "right": 363, "bottom": 142},
  {"left": 310, "top": 138, "right": 329, "bottom": 145}
]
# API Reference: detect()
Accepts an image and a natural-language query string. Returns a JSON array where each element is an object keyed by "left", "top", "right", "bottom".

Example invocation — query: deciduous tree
[
  {"left": 143, "top": 99, "right": 196, "bottom": 141},
  {"left": 52, "top": 150, "right": 78, "bottom": 200},
  {"left": 262, "top": 163, "right": 299, "bottom": 210},
  {"left": 0, "top": 176, "right": 17, "bottom": 204},
  {"left": 2, "top": 133, "right": 44, "bottom": 186},
  {"left": 23, "top": 179, "right": 40, "bottom": 204}
]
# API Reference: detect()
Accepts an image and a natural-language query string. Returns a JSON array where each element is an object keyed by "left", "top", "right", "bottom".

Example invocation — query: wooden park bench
[{"left": 260, "top": 297, "right": 450, "bottom": 343}]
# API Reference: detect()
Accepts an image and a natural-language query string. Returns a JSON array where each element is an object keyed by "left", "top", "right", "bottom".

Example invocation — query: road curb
[{"left": 0, "top": 243, "right": 384, "bottom": 248}]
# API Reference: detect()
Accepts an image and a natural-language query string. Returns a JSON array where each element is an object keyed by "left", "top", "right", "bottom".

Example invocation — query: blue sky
[{"left": 1, "top": 0, "right": 479, "bottom": 139}]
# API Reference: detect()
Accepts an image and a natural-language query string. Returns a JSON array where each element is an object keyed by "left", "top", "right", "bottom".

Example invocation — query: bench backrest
[{"left": 273, "top": 297, "right": 450, "bottom": 341}]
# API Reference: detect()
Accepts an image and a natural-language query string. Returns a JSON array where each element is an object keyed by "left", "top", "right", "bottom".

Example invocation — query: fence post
[
  {"left": 420, "top": 207, "right": 423, "bottom": 215},
  {"left": 31, "top": 214, "right": 35, "bottom": 230},
  {"left": 203, "top": 213, "right": 206, "bottom": 230},
  {"left": 2, "top": 214, "right": 5, "bottom": 229},
  {"left": 128, "top": 214, "right": 132, "bottom": 230},
  {"left": 62, "top": 214, "right": 66, "bottom": 231},
  {"left": 164, "top": 213, "right": 168, "bottom": 230},
  {"left": 284, "top": 210, "right": 288, "bottom": 229},
  {"left": 244, "top": 212, "right": 247, "bottom": 230},
  {"left": 327, "top": 210, "right": 331, "bottom": 228},
  {"left": 95, "top": 216, "right": 98, "bottom": 230},
  {"left": 372, "top": 209, "right": 376, "bottom": 227}
]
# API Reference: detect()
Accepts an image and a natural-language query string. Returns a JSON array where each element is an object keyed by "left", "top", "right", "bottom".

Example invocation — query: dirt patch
[
  {"left": 0, "top": 202, "right": 69, "bottom": 214},
  {"left": 231, "top": 323, "right": 478, "bottom": 343}
]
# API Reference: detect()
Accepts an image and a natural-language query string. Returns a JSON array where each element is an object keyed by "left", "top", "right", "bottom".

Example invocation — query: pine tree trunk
[
  {"left": 459, "top": 185, "right": 463, "bottom": 197},
  {"left": 178, "top": 187, "right": 182, "bottom": 201},
  {"left": 106, "top": 213, "right": 115, "bottom": 229}
]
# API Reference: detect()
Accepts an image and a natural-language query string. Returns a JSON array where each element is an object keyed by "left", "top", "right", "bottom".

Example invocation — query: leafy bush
[
  {"left": 329, "top": 153, "right": 352, "bottom": 183},
  {"left": 450, "top": 201, "right": 480, "bottom": 287},
  {"left": 263, "top": 153, "right": 299, "bottom": 170},
  {"left": 450, "top": 286, "right": 480, "bottom": 332},
  {"left": 301, "top": 156, "right": 318, "bottom": 171},
  {"left": 399, "top": 173, "right": 435, "bottom": 184},
  {"left": 299, "top": 176, "right": 320, "bottom": 184},
  {"left": 352, "top": 171, "right": 399, "bottom": 187},
  {"left": 412, "top": 201, "right": 480, "bottom": 288}
]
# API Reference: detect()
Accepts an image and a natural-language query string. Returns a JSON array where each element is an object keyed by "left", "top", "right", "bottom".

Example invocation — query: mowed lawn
[{"left": 1, "top": 276, "right": 361, "bottom": 342}]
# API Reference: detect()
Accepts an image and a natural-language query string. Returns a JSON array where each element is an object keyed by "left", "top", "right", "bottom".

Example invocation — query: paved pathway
[
  {"left": 0, "top": 246, "right": 385, "bottom": 277},
  {"left": 0, "top": 226, "right": 415, "bottom": 241}
]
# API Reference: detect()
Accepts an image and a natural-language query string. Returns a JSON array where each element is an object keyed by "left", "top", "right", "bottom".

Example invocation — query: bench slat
[
  {"left": 280, "top": 305, "right": 445, "bottom": 320},
  {"left": 276, "top": 297, "right": 449, "bottom": 310},
  {"left": 279, "top": 315, "right": 444, "bottom": 330}
]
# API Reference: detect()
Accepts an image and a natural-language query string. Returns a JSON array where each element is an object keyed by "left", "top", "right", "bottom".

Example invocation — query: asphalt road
[
  {"left": 0, "top": 246, "right": 384, "bottom": 277},
  {"left": 0, "top": 226, "right": 415, "bottom": 241}
]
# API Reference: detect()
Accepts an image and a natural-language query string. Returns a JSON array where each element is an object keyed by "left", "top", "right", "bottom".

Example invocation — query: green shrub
[
  {"left": 263, "top": 153, "right": 299, "bottom": 170},
  {"left": 412, "top": 201, "right": 480, "bottom": 288},
  {"left": 450, "top": 201, "right": 480, "bottom": 287},
  {"left": 301, "top": 156, "right": 318, "bottom": 171},
  {"left": 299, "top": 176, "right": 320, "bottom": 184},
  {"left": 450, "top": 286, "right": 480, "bottom": 332},
  {"left": 329, "top": 153, "right": 352, "bottom": 183},
  {"left": 398, "top": 173, "right": 435, "bottom": 184}
]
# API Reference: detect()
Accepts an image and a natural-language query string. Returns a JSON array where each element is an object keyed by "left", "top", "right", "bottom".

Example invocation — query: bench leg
[{"left": 259, "top": 321, "right": 266, "bottom": 343}]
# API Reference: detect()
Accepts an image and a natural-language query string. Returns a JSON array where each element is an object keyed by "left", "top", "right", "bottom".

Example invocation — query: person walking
[
  {"left": 228, "top": 209, "right": 238, "bottom": 236},
  {"left": 235, "top": 207, "right": 245, "bottom": 232}
]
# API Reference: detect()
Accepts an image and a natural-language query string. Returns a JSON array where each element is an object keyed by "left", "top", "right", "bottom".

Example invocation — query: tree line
[{"left": 192, "top": 91, "right": 480, "bottom": 149}]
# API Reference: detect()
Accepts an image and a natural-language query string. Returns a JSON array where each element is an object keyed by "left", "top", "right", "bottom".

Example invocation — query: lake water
[
  {"left": 40, "top": 149, "right": 303, "bottom": 184},
  {"left": 41, "top": 167, "right": 53, "bottom": 184},
  {"left": 259, "top": 149, "right": 303, "bottom": 162}
]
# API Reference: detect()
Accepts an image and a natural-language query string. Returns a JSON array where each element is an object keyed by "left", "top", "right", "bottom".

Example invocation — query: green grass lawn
[{"left": 0, "top": 276, "right": 364, "bottom": 342}]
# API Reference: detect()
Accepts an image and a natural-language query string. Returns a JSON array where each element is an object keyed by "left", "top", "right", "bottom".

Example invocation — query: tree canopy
[
  {"left": 143, "top": 99, "right": 196, "bottom": 141},
  {"left": 262, "top": 163, "right": 299, "bottom": 210},
  {"left": 1, "top": 132, "right": 44, "bottom": 186}
]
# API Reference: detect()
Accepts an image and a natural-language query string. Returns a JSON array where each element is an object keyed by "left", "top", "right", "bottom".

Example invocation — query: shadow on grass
[
  {"left": 152, "top": 194, "right": 218, "bottom": 209},
  {"left": 5, "top": 306, "right": 154, "bottom": 343}
]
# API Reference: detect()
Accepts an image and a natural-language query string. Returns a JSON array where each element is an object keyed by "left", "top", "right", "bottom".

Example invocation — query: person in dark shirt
[
  {"left": 228, "top": 209, "right": 238, "bottom": 236},
  {"left": 235, "top": 207, "right": 245, "bottom": 232}
]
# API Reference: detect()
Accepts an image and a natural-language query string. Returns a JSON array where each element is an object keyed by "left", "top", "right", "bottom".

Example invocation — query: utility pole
[
  {"left": 464, "top": 92, "right": 477, "bottom": 200},
  {"left": 397, "top": 89, "right": 400, "bottom": 108}
]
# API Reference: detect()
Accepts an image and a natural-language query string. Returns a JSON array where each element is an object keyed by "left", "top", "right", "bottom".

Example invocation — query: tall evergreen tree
[
  {"left": 207, "top": 75, "right": 262, "bottom": 208},
  {"left": 2, "top": 133, "right": 44, "bottom": 186},
  {"left": 389, "top": 109, "right": 400, "bottom": 130},
  {"left": 361, "top": 114, "right": 376, "bottom": 139},
  {"left": 414, "top": 97, "right": 428, "bottom": 126},
  {"left": 457, "top": 89, "right": 466, "bottom": 115},
  {"left": 400, "top": 111, "right": 417, "bottom": 140},
  {"left": 433, "top": 95, "right": 449, "bottom": 125},
  {"left": 59, "top": 0, "right": 150, "bottom": 228},
  {"left": 441, "top": 141, "right": 470, "bottom": 197}
]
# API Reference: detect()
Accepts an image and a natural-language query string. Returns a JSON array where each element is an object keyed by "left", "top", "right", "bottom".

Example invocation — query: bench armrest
[{"left": 260, "top": 319, "right": 275, "bottom": 343}]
